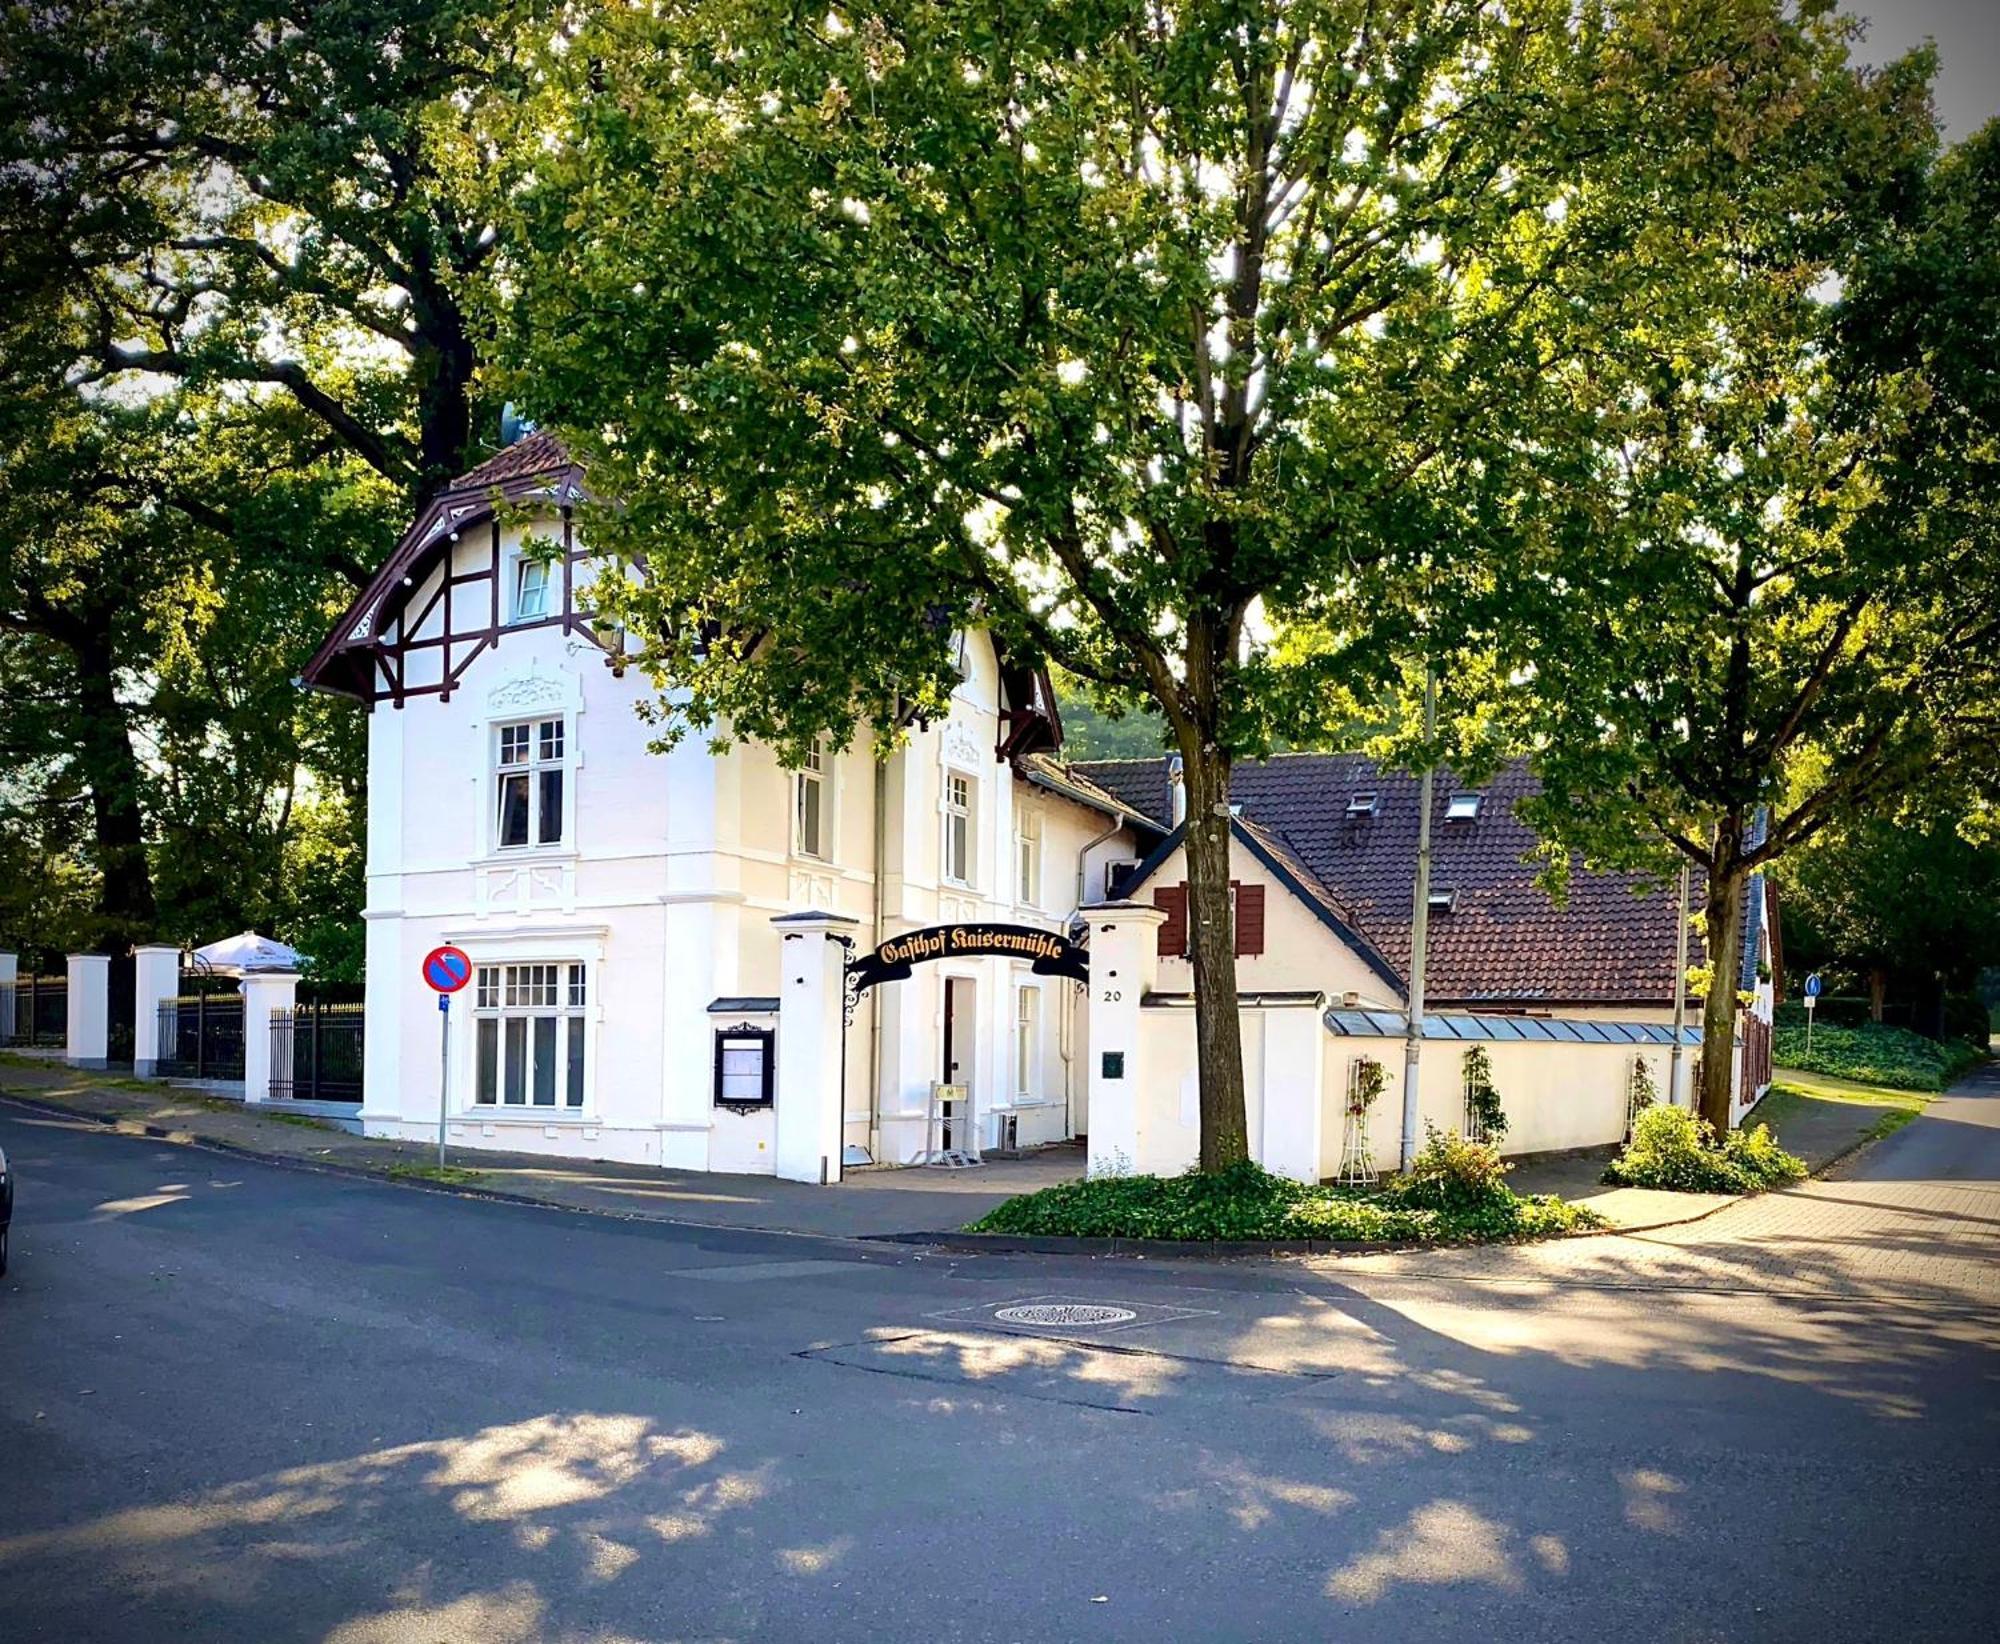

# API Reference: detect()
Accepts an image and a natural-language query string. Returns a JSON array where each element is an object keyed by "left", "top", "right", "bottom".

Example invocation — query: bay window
[
  {"left": 473, "top": 963, "right": 587, "bottom": 1110},
  {"left": 1014, "top": 986, "right": 1039, "bottom": 1099},
  {"left": 795, "top": 741, "right": 827, "bottom": 859},
  {"left": 1015, "top": 809, "right": 1042, "bottom": 907},
  {"left": 495, "top": 716, "right": 565, "bottom": 849},
  {"left": 943, "top": 771, "right": 974, "bottom": 886}
]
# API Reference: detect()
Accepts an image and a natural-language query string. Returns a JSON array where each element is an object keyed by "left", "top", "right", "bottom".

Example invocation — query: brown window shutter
[
  {"left": 1235, "top": 882, "right": 1266, "bottom": 956},
  {"left": 1155, "top": 885, "right": 1188, "bottom": 956}
]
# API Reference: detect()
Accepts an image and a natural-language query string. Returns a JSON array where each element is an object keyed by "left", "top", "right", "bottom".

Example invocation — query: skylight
[
  {"left": 1345, "top": 792, "right": 1379, "bottom": 818},
  {"left": 1427, "top": 887, "right": 1459, "bottom": 912},
  {"left": 1446, "top": 792, "right": 1482, "bottom": 821}
]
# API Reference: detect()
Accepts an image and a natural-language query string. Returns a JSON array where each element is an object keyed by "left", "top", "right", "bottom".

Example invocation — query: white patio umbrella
[{"left": 188, "top": 931, "right": 306, "bottom": 977}]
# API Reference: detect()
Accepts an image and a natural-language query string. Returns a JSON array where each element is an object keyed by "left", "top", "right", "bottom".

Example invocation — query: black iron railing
[
  {"left": 4, "top": 975, "right": 68, "bottom": 1047},
  {"left": 156, "top": 989, "right": 246, "bottom": 1081},
  {"left": 269, "top": 998, "right": 365, "bottom": 1102}
]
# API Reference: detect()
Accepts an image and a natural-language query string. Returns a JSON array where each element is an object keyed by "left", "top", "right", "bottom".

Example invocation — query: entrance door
[{"left": 941, "top": 976, "right": 973, "bottom": 1147}]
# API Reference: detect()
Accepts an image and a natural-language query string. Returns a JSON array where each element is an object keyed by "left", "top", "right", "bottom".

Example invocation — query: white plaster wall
[
  {"left": 360, "top": 593, "right": 1141, "bottom": 1171},
  {"left": 1144, "top": 838, "right": 1402, "bottom": 1008}
]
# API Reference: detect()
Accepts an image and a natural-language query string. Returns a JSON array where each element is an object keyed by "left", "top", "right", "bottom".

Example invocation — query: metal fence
[
  {"left": 3, "top": 975, "right": 68, "bottom": 1047},
  {"left": 155, "top": 989, "right": 246, "bottom": 1081},
  {"left": 269, "top": 998, "right": 365, "bottom": 1102}
]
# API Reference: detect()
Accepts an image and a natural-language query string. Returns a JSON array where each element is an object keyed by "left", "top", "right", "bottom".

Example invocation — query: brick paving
[{"left": 1328, "top": 1063, "right": 2000, "bottom": 1307}]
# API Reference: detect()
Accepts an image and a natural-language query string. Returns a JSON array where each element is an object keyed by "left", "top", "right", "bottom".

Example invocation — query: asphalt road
[{"left": 2, "top": 1100, "right": 1996, "bottom": 1643}]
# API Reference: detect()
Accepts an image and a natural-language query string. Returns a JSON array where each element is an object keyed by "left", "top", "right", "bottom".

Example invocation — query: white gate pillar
[
  {"left": 131, "top": 944, "right": 182, "bottom": 1077},
  {"left": 772, "top": 911, "right": 858, "bottom": 1185},
  {"left": 1258, "top": 1001, "right": 1328, "bottom": 1183},
  {"left": 1085, "top": 901, "right": 1166, "bottom": 1177},
  {"left": 66, "top": 953, "right": 111, "bottom": 1069},
  {"left": 241, "top": 971, "right": 300, "bottom": 1104}
]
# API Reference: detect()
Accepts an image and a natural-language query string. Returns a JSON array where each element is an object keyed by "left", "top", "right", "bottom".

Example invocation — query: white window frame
[
  {"left": 511, "top": 552, "right": 553, "bottom": 624},
  {"left": 493, "top": 714, "right": 570, "bottom": 852},
  {"left": 1015, "top": 807, "right": 1042, "bottom": 908},
  {"left": 794, "top": 740, "right": 830, "bottom": 861},
  {"left": 1014, "top": 985, "right": 1040, "bottom": 1099},
  {"left": 943, "top": 770, "right": 975, "bottom": 888},
  {"left": 470, "top": 962, "right": 590, "bottom": 1113}
]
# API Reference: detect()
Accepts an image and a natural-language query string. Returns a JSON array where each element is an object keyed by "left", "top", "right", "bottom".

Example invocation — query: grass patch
[
  {"left": 384, "top": 1160, "right": 486, "bottom": 1187},
  {"left": 966, "top": 1150, "right": 1603, "bottom": 1245},
  {"left": 1771, "top": 1019, "right": 1982, "bottom": 1093}
]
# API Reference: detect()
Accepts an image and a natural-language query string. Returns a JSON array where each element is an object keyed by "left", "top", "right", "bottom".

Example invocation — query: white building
[
  {"left": 302, "top": 432, "right": 1776, "bottom": 1183},
  {"left": 301, "top": 434, "right": 1156, "bottom": 1176}
]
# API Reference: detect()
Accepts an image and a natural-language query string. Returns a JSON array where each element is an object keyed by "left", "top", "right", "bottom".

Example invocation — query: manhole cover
[{"left": 992, "top": 1303, "right": 1138, "bottom": 1327}]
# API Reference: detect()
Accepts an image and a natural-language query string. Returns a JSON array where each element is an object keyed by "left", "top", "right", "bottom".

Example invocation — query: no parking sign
[
  {"left": 423, "top": 945, "right": 472, "bottom": 997},
  {"left": 422, "top": 945, "right": 472, "bottom": 1168}
]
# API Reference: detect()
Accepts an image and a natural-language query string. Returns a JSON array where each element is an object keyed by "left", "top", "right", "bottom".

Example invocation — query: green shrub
[
  {"left": 1462, "top": 1044, "right": 1508, "bottom": 1141},
  {"left": 1772, "top": 1018, "right": 1983, "bottom": 1092},
  {"left": 968, "top": 1153, "right": 1603, "bottom": 1244},
  {"left": 1386, "top": 1126, "right": 1513, "bottom": 1213},
  {"left": 1603, "top": 1105, "right": 1807, "bottom": 1194}
]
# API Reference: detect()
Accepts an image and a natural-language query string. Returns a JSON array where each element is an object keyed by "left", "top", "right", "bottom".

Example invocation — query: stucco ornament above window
[
  {"left": 487, "top": 670, "right": 570, "bottom": 714},
  {"left": 942, "top": 718, "right": 982, "bottom": 769}
]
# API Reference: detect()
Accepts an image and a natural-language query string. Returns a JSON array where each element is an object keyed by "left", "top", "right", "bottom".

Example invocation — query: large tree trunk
[
  {"left": 1179, "top": 735, "right": 1249, "bottom": 1171},
  {"left": 74, "top": 624, "right": 156, "bottom": 946},
  {"left": 1697, "top": 851, "right": 1747, "bottom": 1137},
  {"left": 1868, "top": 967, "right": 1887, "bottom": 1023}
]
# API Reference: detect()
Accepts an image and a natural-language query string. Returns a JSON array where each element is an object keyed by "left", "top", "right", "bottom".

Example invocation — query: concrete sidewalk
[{"left": 0, "top": 1055, "right": 1079, "bottom": 1239}]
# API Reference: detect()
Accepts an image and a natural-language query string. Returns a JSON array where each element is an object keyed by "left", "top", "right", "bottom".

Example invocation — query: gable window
[
  {"left": 943, "top": 771, "right": 974, "bottom": 886},
  {"left": 1154, "top": 880, "right": 1266, "bottom": 957},
  {"left": 714, "top": 1028, "right": 775, "bottom": 1107},
  {"left": 795, "top": 741, "right": 829, "bottom": 859},
  {"left": 512, "top": 554, "right": 552, "bottom": 623},
  {"left": 1015, "top": 809, "right": 1042, "bottom": 907},
  {"left": 473, "top": 963, "right": 587, "bottom": 1109},
  {"left": 495, "top": 716, "right": 566, "bottom": 849},
  {"left": 1014, "top": 986, "right": 1040, "bottom": 1098}
]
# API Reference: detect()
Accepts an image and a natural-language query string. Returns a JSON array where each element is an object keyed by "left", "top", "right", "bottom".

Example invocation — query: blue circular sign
[
  {"left": 423, "top": 945, "right": 472, "bottom": 993},
  {"left": 1804, "top": 972, "right": 1823, "bottom": 999}
]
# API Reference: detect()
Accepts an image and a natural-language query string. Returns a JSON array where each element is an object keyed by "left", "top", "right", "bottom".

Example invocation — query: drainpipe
[
  {"left": 1399, "top": 669, "right": 1436, "bottom": 1173},
  {"left": 1668, "top": 858, "right": 1691, "bottom": 1107},
  {"left": 868, "top": 756, "right": 888, "bottom": 1163}
]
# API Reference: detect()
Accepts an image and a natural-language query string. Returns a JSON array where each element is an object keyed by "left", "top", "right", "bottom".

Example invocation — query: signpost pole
[
  {"left": 438, "top": 994, "right": 450, "bottom": 1171},
  {"left": 1803, "top": 972, "right": 1822, "bottom": 1058}
]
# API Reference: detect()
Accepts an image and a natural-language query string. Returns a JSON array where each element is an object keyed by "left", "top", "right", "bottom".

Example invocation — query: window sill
[
  {"left": 476, "top": 847, "right": 578, "bottom": 868},
  {"left": 459, "top": 1108, "right": 594, "bottom": 1124}
]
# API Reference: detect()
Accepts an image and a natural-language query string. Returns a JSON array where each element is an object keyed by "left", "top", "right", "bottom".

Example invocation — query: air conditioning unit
[{"left": 1104, "top": 858, "right": 1143, "bottom": 899}]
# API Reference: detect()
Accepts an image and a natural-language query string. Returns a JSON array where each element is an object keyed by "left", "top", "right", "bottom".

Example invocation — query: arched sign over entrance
[{"left": 846, "top": 923, "right": 1089, "bottom": 995}]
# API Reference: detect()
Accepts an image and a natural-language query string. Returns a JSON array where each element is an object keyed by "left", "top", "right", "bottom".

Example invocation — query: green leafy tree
[
  {"left": 1488, "top": 87, "right": 1999, "bottom": 1132},
  {"left": 503, "top": 0, "right": 1836, "bottom": 1168},
  {"left": 1776, "top": 816, "right": 2000, "bottom": 1027}
]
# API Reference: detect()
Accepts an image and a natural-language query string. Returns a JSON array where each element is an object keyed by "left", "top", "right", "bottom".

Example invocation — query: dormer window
[
  {"left": 1428, "top": 887, "right": 1459, "bottom": 912},
  {"left": 1346, "top": 793, "right": 1379, "bottom": 819},
  {"left": 1446, "top": 792, "right": 1483, "bottom": 822},
  {"left": 513, "top": 555, "right": 552, "bottom": 622}
]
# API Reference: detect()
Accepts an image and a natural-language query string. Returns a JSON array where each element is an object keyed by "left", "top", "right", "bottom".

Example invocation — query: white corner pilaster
[
  {"left": 240, "top": 971, "right": 300, "bottom": 1103},
  {"left": 66, "top": 953, "right": 111, "bottom": 1069},
  {"left": 772, "top": 910, "right": 858, "bottom": 1185},
  {"left": 131, "top": 945, "right": 182, "bottom": 1077},
  {"left": 1085, "top": 901, "right": 1166, "bottom": 1178}
]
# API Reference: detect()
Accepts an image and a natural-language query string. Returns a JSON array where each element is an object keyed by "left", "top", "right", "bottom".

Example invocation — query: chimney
[{"left": 1168, "top": 755, "right": 1188, "bottom": 828}]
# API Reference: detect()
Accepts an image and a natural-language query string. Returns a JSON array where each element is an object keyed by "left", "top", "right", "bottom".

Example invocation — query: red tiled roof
[
  {"left": 449, "top": 430, "right": 571, "bottom": 491},
  {"left": 1075, "top": 754, "right": 1697, "bottom": 1008}
]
